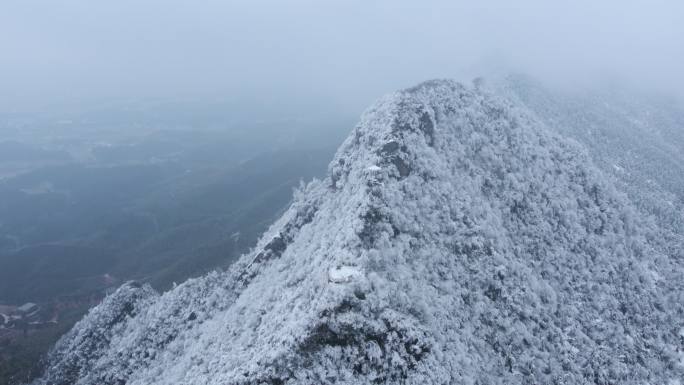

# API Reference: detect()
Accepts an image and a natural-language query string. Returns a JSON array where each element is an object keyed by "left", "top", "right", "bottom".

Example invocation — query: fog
[{"left": 1, "top": 0, "right": 683, "bottom": 114}]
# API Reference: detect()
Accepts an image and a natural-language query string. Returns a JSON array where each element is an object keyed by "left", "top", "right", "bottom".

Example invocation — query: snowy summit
[{"left": 34, "top": 80, "right": 683, "bottom": 385}]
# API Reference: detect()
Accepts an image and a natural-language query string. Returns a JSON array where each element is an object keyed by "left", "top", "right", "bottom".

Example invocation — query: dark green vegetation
[
  {"left": 0, "top": 141, "right": 71, "bottom": 163},
  {"left": 0, "top": 304, "right": 89, "bottom": 385},
  {"left": 0, "top": 107, "right": 349, "bottom": 384},
  {"left": 0, "top": 149, "right": 333, "bottom": 303}
]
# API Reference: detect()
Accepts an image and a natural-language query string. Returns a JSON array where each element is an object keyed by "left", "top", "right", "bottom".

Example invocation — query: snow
[
  {"left": 328, "top": 265, "right": 361, "bottom": 283},
  {"left": 33, "top": 79, "right": 684, "bottom": 385}
]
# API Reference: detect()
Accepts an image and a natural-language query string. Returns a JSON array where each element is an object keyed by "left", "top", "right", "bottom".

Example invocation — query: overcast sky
[{"left": 1, "top": 0, "right": 682, "bottom": 113}]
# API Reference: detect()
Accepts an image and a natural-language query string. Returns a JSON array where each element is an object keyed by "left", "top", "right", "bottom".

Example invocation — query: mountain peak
[
  {"left": 330, "top": 79, "right": 522, "bottom": 186},
  {"left": 34, "top": 80, "right": 683, "bottom": 385}
]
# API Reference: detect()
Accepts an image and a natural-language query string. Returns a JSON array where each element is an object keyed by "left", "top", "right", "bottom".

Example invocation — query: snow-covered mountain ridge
[{"left": 34, "top": 80, "right": 683, "bottom": 385}]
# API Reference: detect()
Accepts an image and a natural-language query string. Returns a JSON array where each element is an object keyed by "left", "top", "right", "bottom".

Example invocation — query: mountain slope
[
  {"left": 501, "top": 76, "right": 684, "bottom": 268},
  {"left": 34, "top": 80, "right": 683, "bottom": 385}
]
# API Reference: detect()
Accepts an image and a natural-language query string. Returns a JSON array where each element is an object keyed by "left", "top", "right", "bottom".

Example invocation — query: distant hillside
[{"left": 0, "top": 127, "right": 341, "bottom": 385}]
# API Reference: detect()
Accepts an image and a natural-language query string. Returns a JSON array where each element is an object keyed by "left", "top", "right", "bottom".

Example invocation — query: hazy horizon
[{"left": 2, "top": 0, "right": 683, "bottom": 115}]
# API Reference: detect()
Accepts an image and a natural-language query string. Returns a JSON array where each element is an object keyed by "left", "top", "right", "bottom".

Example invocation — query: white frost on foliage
[
  {"left": 328, "top": 265, "right": 362, "bottom": 283},
  {"left": 34, "top": 79, "right": 684, "bottom": 385}
]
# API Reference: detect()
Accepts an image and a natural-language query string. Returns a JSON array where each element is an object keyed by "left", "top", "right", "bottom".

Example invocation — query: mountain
[{"left": 33, "top": 80, "right": 683, "bottom": 384}]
